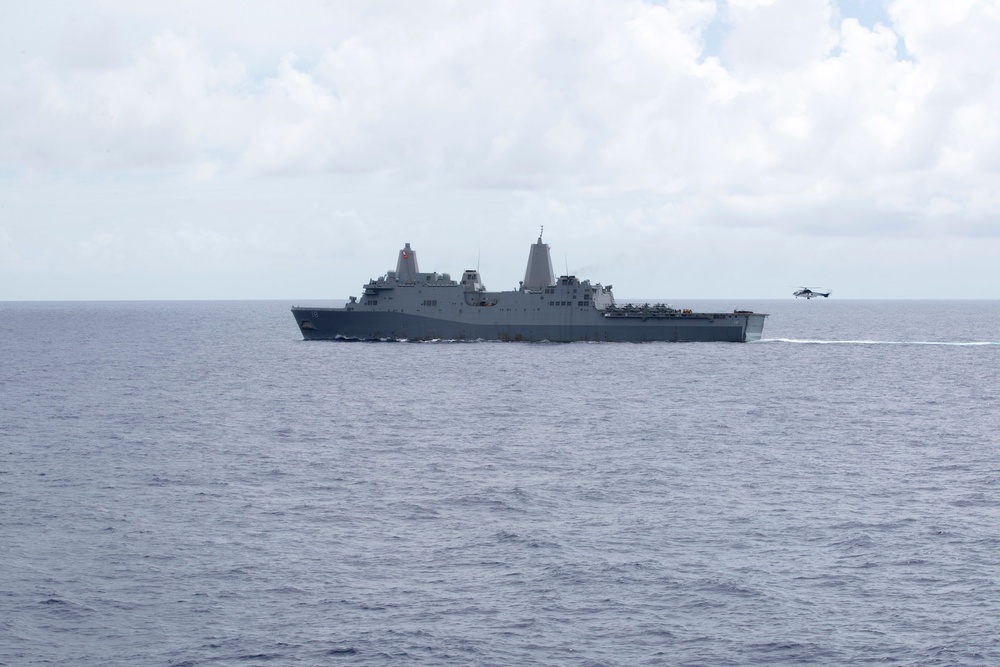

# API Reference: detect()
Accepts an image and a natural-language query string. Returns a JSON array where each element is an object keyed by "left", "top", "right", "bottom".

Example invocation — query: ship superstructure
[{"left": 292, "top": 234, "right": 766, "bottom": 342}]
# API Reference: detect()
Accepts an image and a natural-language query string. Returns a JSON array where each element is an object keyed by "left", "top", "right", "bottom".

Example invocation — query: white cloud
[
  {"left": 723, "top": 0, "right": 838, "bottom": 73},
  {"left": 1, "top": 0, "right": 999, "bottom": 299}
]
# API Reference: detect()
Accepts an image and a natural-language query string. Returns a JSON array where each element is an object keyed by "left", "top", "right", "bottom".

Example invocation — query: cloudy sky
[{"left": 2, "top": 0, "right": 998, "bottom": 300}]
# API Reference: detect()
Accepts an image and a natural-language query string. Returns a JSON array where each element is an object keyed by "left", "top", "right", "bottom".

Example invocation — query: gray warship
[{"left": 292, "top": 234, "right": 766, "bottom": 342}]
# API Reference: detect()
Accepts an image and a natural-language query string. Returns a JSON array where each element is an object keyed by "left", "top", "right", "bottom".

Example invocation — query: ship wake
[{"left": 759, "top": 338, "right": 1000, "bottom": 346}]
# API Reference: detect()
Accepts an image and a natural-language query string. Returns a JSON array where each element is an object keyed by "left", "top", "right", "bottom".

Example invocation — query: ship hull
[{"left": 291, "top": 308, "right": 766, "bottom": 343}]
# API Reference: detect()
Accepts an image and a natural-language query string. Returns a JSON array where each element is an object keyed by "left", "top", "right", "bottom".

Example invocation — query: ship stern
[{"left": 744, "top": 313, "right": 767, "bottom": 342}]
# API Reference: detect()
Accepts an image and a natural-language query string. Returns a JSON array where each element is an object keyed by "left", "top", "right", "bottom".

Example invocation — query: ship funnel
[
  {"left": 522, "top": 234, "right": 555, "bottom": 290},
  {"left": 396, "top": 243, "right": 419, "bottom": 282}
]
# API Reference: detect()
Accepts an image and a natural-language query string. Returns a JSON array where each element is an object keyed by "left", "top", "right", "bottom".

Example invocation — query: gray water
[{"left": 2, "top": 300, "right": 999, "bottom": 665}]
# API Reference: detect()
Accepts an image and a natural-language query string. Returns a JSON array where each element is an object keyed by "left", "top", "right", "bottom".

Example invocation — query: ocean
[{"left": 2, "top": 299, "right": 999, "bottom": 666}]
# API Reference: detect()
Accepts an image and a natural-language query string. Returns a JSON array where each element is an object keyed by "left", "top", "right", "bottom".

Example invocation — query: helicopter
[{"left": 793, "top": 287, "right": 831, "bottom": 299}]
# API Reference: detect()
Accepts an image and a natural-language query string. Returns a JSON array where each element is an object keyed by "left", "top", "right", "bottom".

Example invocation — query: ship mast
[{"left": 522, "top": 227, "right": 555, "bottom": 290}]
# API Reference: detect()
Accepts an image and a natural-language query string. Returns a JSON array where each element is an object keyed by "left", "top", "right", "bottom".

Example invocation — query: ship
[{"left": 291, "top": 233, "right": 766, "bottom": 342}]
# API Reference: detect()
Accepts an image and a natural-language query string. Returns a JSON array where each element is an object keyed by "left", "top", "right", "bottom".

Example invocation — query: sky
[{"left": 2, "top": 0, "right": 998, "bottom": 300}]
